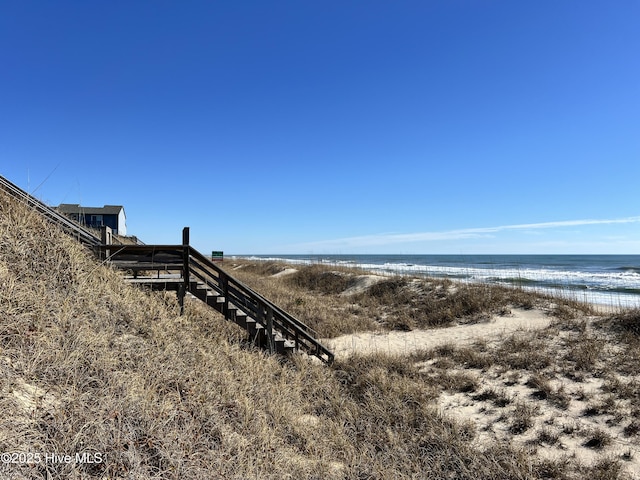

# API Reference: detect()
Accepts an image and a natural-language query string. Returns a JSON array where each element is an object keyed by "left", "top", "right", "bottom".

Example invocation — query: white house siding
[{"left": 117, "top": 209, "right": 127, "bottom": 236}]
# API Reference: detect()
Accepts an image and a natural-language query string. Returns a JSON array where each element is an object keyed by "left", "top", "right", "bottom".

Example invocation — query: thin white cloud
[{"left": 292, "top": 216, "right": 640, "bottom": 249}]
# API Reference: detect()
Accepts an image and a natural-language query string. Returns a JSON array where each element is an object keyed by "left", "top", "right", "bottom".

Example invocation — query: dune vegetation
[{"left": 1, "top": 191, "right": 638, "bottom": 479}]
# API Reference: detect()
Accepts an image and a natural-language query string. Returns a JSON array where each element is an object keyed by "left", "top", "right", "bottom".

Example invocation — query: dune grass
[
  {"left": 224, "top": 259, "right": 593, "bottom": 338},
  {"left": 1, "top": 192, "right": 637, "bottom": 479},
  {"left": 224, "top": 258, "right": 639, "bottom": 479}
]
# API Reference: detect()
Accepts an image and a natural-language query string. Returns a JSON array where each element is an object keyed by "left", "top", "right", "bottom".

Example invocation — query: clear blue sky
[{"left": 2, "top": 1, "right": 639, "bottom": 254}]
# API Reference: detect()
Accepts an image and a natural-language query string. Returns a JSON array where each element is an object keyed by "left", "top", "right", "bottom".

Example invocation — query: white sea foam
[{"left": 234, "top": 255, "right": 640, "bottom": 308}]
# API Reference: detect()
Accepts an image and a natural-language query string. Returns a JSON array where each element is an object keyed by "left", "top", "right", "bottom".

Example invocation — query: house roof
[{"left": 57, "top": 204, "right": 125, "bottom": 216}]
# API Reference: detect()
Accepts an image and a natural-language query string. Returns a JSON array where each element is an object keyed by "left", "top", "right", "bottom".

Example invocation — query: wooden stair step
[
  {"left": 191, "top": 283, "right": 223, "bottom": 299},
  {"left": 271, "top": 334, "right": 295, "bottom": 354},
  {"left": 206, "top": 295, "right": 225, "bottom": 311},
  {"left": 203, "top": 290, "right": 223, "bottom": 301},
  {"left": 244, "top": 317, "right": 265, "bottom": 334},
  {"left": 227, "top": 307, "right": 247, "bottom": 324}
]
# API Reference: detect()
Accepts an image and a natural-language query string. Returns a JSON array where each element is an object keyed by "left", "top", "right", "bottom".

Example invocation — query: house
[{"left": 57, "top": 204, "right": 127, "bottom": 236}]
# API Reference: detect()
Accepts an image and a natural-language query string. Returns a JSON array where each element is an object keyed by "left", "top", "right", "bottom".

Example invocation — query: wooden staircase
[
  {"left": 187, "top": 277, "right": 295, "bottom": 355},
  {"left": 97, "top": 228, "right": 334, "bottom": 364}
]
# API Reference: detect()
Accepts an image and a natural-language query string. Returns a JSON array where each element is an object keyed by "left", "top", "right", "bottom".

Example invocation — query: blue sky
[{"left": 1, "top": 1, "right": 639, "bottom": 254}]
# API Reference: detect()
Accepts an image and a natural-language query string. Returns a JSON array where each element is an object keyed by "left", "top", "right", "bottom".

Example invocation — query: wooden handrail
[
  {"left": 188, "top": 248, "right": 333, "bottom": 363},
  {"left": 0, "top": 174, "right": 101, "bottom": 247},
  {"left": 95, "top": 243, "right": 334, "bottom": 364}
]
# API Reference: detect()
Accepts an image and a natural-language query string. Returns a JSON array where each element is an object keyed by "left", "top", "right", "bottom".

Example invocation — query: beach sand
[{"left": 324, "top": 307, "right": 552, "bottom": 357}]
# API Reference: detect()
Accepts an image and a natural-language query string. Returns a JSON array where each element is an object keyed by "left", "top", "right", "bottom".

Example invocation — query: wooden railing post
[
  {"left": 221, "top": 273, "right": 229, "bottom": 317},
  {"left": 266, "top": 305, "right": 275, "bottom": 354},
  {"left": 179, "top": 227, "right": 190, "bottom": 315}
]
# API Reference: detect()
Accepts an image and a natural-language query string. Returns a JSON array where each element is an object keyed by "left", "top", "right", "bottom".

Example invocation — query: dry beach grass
[
  {"left": 1, "top": 191, "right": 639, "bottom": 479},
  {"left": 225, "top": 260, "right": 640, "bottom": 479}
]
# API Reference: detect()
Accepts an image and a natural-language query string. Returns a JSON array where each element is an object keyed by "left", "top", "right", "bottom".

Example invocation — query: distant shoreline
[{"left": 232, "top": 254, "right": 640, "bottom": 310}]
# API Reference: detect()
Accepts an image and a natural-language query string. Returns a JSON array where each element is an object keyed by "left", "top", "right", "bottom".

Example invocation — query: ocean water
[{"left": 238, "top": 254, "right": 640, "bottom": 309}]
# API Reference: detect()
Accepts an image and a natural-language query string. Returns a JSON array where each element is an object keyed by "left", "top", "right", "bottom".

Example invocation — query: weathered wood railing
[
  {"left": 187, "top": 247, "right": 333, "bottom": 362},
  {"left": 0, "top": 174, "right": 101, "bottom": 247},
  {"left": 96, "top": 235, "right": 334, "bottom": 364}
]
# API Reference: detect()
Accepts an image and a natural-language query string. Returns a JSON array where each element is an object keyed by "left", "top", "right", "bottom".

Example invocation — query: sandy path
[{"left": 324, "top": 308, "right": 552, "bottom": 358}]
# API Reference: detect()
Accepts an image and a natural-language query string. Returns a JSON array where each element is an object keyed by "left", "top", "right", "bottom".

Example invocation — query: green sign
[{"left": 211, "top": 251, "right": 224, "bottom": 261}]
